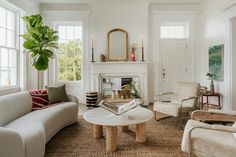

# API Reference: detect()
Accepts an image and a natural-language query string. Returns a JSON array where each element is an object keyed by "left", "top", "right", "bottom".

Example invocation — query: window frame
[
  {"left": 54, "top": 21, "right": 84, "bottom": 84},
  {"left": 0, "top": 2, "right": 21, "bottom": 90},
  {"left": 160, "top": 22, "right": 189, "bottom": 39}
]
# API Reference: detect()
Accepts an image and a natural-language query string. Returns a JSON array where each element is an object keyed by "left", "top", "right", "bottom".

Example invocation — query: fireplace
[{"left": 90, "top": 62, "right": 149, "bottom": 105}]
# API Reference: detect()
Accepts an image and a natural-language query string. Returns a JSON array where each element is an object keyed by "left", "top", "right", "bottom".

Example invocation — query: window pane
[
  {"left": 160, "top": 24, "right": 187, "bottom": 39},
  {"left": 0, "top": 28, "right": 6, "bottom": 46},
  {"left": 0, "top": 68, "right": 9, "bottom": 87},
  {"left": 58, "top": 55, "right": 65, "bottom": 68},
  {"left": 7, "top": 30, "right": 15, "bottom": 48},
  {"left": 65, "top": 68, "right": 73, "bottom": 81},
  {"left": 0, "top": 7, "right": 6, "bottom": 28},
  {"left": 9, "top": 49, "right": 17, "bottom": 67},
  {"left": 74, "top": 26, "right": 82, "bottom": 39},
  {"left": 58, "top": 68, "right": 65, "bottom": 81},
  {"left": 57, "top": 24, "right": 82, "bottom": 82},
  {"left": 66, "top": 26, "right": 74, "bottom": 40},
  {"left": 7, "top": 10, "right": 15, "bottom": 30},
  {"left": 9, "top": 68, "right": 16, "bottom": 86},
  {"left": 58, "top": 26, "right": 66, "bottom": 40},
  {"left": 75, "top": 68, "right": 81, "bottom": 81},
  {"left": 1, "top": 48, "right": 8, "bottom": 67}
]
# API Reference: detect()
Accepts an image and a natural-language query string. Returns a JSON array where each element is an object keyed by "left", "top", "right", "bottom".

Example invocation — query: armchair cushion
[
  {"left": 172, "top": 82, "right": 200, "bottom": 107},
  {"left": 154, "top": 102, "right": 180, "bottom": 117},
  {"left": 154, "top": 101, "right": 196, "bottom": 117},
  {"left": 182, "top": 120, "right": 236, "bottom": 157}
]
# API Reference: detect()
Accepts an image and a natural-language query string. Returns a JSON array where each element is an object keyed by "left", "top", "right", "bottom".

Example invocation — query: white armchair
[
  {"left": 182, "top": 119, "right": 236, "bottom": 157},
  {"left": 153, "top": 81, "right": 200, "bottom": 128}
]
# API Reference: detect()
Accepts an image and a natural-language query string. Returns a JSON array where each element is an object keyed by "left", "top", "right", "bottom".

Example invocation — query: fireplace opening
[{"left": 121, "top": 78, "right": 133, "bottom": 87}]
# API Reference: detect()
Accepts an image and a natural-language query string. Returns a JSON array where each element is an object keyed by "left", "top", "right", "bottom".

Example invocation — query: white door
[{"left": 160, "top": 39, "right": 188, "bottom": 93}]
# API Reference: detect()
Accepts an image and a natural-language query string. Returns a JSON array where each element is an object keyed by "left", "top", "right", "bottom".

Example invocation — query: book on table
[{"left": 98, "top": 99, "right": 137, "bottom": 115}]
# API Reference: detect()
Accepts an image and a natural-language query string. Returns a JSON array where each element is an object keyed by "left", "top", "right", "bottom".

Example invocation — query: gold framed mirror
[{"left": 107, "top": 28, "right": 128, "bottom": 61}]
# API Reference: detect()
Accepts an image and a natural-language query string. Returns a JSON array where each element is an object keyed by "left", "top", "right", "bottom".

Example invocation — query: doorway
[
  {"left": 160, "top": 39, "right": 188, "bottom": 93},
  {"left": 159, "top": 22, "right": 189, "bottom": 93}
]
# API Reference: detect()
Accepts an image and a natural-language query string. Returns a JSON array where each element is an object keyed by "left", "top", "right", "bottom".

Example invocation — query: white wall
[
  {"left": 232, "top": 17, "right": 236, "bottom": 110},
  {"left": 199, "top": 0, "right": 236, "bottom": 111},
  {"left": 91, "top": 2, "right": 149, "bottom": 61}
]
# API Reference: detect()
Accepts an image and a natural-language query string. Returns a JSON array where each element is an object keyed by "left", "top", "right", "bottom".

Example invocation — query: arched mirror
[{"left": 107, "top": 29, "right": 128, "bottom": 61}]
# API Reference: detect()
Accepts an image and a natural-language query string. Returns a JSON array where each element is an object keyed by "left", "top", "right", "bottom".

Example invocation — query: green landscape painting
[{"left": 209, "top": 44, "right": 224, "bottom": 81}]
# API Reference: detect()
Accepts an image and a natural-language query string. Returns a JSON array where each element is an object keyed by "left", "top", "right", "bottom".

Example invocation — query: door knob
[{"left": 162, "top": 68, "right": 166, "bottom": 78}]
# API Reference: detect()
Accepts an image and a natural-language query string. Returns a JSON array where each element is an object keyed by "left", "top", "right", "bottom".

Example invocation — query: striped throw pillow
[{"left": 28, "top": 89, "right": 49, "bottom": 110}]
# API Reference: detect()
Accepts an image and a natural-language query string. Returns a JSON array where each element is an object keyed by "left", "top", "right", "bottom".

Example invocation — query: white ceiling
[{"left": 32, "top": 0, "right": 203, "bottom": 4}]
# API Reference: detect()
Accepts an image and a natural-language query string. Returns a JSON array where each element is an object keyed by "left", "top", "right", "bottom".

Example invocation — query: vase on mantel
[{"left": 131, "top": 51, "right": 136, "bottom": 61}]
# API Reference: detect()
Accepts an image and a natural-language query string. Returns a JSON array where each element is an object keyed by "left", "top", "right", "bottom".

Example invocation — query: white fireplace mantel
[{"left": 90, "top": 61, "right": 149, "bottom": 105}]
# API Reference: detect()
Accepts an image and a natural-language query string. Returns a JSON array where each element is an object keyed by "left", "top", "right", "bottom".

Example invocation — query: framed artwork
[{"left": 208, "top": 44, "right": 224, "bottom": 81}]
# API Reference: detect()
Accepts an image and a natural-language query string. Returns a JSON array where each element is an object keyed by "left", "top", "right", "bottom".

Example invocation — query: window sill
[{"left": 0, "top": 87, "right": 21, "bottom": 96}]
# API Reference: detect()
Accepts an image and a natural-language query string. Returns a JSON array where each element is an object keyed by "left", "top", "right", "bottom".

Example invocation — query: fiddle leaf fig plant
[{"left": 21, "top": 14, "right": 58, "bottom": 71}]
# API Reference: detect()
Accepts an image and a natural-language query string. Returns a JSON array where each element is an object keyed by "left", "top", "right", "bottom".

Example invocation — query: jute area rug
[{"left": 45, "top": 112, "right": 188, "bottom": 157}]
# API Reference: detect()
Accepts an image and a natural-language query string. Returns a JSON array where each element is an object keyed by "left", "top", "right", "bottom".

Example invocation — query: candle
[
  {"left": 91, "top": 38, "right": 95, "bottom": 62},
  {"left": 142, "top": 39, "right": 144, "bottom": 62}
]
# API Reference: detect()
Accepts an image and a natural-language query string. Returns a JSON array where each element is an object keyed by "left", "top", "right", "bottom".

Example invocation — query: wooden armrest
[{"left": 191, "top": 110, "right": 236, "bottom": 122}]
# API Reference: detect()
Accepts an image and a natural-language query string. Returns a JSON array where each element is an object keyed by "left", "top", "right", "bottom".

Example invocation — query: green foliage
[
  {"left": 58, "top": 40, "right": 82, "bottom": 81},
  {"left": 206, "top": 72, "right": 216, "bottom": 81},
  {"left": 21, "top": 14, "right": 58, "bottom": 71},
  {"left": 121, "top": 82, "right": 141, "bottom": 98}
]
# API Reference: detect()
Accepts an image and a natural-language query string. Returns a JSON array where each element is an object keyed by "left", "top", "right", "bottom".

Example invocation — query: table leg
[
  {"left": 200, "top": 95, "right": 203, "bottom": 110},
  {"left": 121, "top": 126, "right": 129, "bottom": 132},
  {"left": 94, "top": 125, "right": 103, "bottom": 139},
  {"left": 105, "top": 126, "right": 117, "bottom": 152},
  {"left": 206, "top": 96, "right": 209, "bottom": 109},
  {"left": 136, "top": 123, "right": 146, "bottom": 143},
  {"left": 218, "top": 95, "right": 221, "bottom": 108}
]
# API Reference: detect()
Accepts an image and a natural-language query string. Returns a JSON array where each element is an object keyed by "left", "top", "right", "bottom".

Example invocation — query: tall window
[
  {"left": 56, "top": 23, "right": 83, "bottom": 82},
  {"left": 0, "top": 5, "right": 18, "bottom": 88},
  {"left": 160, "top": 22, "right": 188, "bottom": 39}
]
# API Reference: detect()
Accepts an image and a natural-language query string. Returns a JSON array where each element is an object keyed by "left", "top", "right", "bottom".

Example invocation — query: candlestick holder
[
  {"left": 91, "top": 47, "right": 95, "bottom": 62},
  {"left": 141, "top": 46, "right": 144, "bottom": 62}
]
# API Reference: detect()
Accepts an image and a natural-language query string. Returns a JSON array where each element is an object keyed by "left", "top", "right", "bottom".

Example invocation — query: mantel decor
[
  {"left": 141, "top": 40, "right": 145, "bottom": 61},
  {"left": 91, "top": 39, "right": 95, "bottom": 62},
  {"left": 107, "top": 28, "right": 128, "bottom": 61}
]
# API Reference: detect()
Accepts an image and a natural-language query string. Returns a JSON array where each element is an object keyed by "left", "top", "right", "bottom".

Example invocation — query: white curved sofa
[{"left": 0, "top": 91, "right": 79, "bottom": 157}]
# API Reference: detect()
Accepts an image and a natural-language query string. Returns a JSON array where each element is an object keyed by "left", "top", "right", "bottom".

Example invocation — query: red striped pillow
[{"left": 28, "top": 90, "right": 49, "bottom": 110}]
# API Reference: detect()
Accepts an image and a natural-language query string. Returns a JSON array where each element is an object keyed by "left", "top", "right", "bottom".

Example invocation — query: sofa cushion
[
  {"left": 5, "top": 123, "right": 45, "bottom": 157},
  {"left": 46, "top": 84, "right": 68, "bottom": 104},
  {"left": 5, "top": 102, "right": 78, "bottom": 143},
  {"left": 0, "top": 92, "right": 32, "bottom": 126},
  {"left": 28, "top": 89, "right": 49, "bottom": 110}
]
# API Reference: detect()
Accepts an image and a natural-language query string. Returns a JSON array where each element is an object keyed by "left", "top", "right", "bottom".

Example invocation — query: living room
[{"left": 0, "top": 0, "right": 236, "bottom": 157}]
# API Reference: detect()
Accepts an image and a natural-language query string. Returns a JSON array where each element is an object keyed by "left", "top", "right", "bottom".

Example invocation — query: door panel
[{"left": 160, "top": 39, "right": 188, "bottom": 95}]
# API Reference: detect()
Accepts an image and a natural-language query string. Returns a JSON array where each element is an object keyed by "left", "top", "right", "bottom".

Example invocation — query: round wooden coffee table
[{"left": 83, "top": 106, "right": 153, "bottom": 152}]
